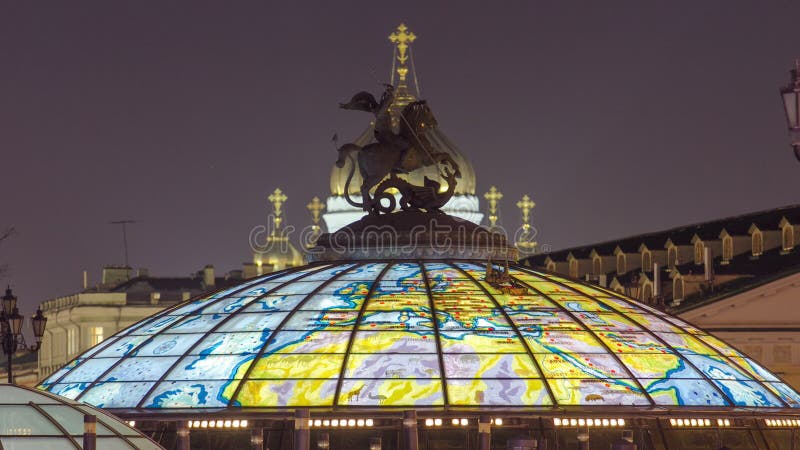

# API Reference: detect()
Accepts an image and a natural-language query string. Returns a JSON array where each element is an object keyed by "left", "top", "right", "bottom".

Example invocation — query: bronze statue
[{"left": 335, "top": 87, "right": 461, "bottom": 215}]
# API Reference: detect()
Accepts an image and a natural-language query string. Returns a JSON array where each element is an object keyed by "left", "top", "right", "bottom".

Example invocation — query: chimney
[
  {"left": 203, "top": 265, "right": 215, "bottom": 288},
  {"left": 704, "top": 247, "right": 714, "bottom": 282},
  {"left": 82, "top": 270, "right": 88, "bottom": 290},
  {"left": 242, "top": 263, "right": 258, "bottom": 279},
  {"left": 653, "top": 263, "right": 660, "bottom": 297},
  {"left": 226, "top": 270, "right": 244, "bottom": 280},
  {"left": 102, "top": 266, "right": 131, "bottom": 286}
]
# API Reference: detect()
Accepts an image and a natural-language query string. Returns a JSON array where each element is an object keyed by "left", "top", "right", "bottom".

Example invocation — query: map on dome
[{"left": 39, "top": 261, "right": 800, "bottom": 410}]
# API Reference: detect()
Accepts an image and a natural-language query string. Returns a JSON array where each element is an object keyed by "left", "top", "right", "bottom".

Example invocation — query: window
[
  {"left": 784, "top": 225, "right": 795, "bottom": 251},
  {"left": 66, "top": 328, "right": 77, "bottom": 356},
  {"left": 668, "top": 247, "right": 677, "bottom": 267},
  {"left": 694, "top": 241, "right": 703, "bottom": 265},
  {"left": 642, "top": 283, "right": 653, "bottom": 302},
  {"left": 569, "top": 259, "right": 578, "bottom": 278},
  {"left": 752, "top": 231, "right": 763, "bottom": 256},
  {"left": 673, "top": 278, "right": 684, "bottom": 301},
  {"left": 722, "top": 236, "right": 733, "bottom": 261},
  {"left": 592, "top": 257, "right": 601, "bottom": 275},
  {"left": 642, "top": 251, "right": 652, "bottom": 272},
  {"left": 546, "top": 262, "right": 556, "bottom": 272},
  {"left": 616, "top": 254, "right": 626, "bottom": 274},
  {"left": 90, "top": 327, "right": 104, "bottom": 346}
]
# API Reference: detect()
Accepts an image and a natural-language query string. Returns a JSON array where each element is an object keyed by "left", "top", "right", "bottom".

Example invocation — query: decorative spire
[
  {"left": 389, "top": 23, "right": 416, "bottom": 86},
  {"left": 268, "top": 188, "right": 288, "bottom": 235},
  {"left": 483, "top": 186, "right": 503, "bottom": 230},
  {"left": 306, "top": 196, "right": 325, "bottom": 247},
  {"left": 515, "top": 194, "right": 537, "bottom": 252}
]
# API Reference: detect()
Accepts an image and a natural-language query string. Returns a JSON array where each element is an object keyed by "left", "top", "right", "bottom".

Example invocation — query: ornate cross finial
[
  {"left": 516, "top": 194, "right": 535, "bottom": 222},
  {"left": 515, "top": 194, "right": 537, "bottom": 252},
  {"left": 483, "top": 186, "right": 503, "bottom": 229},
  {"left": 268, "top": 188, "right": 288, "bottom": 233},
  {"left": 306, "top": 196, "right": 325, "bottom": 248},
  {"left": 389, "top": 23, "right": 416, "bottom": 83},
  {"left": 307, "top": 196, "right": 325, "bottom": 224}
]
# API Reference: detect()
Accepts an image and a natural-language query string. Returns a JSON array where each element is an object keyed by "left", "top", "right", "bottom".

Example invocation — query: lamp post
[
  {"left": 780, "top": 60, "right": 800, "bottom": 162},
  {"left": 1, "top": 286, "right": 47, "bottom": 384}
]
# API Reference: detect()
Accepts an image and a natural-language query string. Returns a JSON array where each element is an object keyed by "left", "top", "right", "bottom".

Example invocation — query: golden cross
[
  {"left": 484, "top": 186, "right": 503, "bottom": 212},
  {"left": 389, "top": 24, "right": 416, "bottom": 65},
  {"left": 516, "top": 194, "right": 537, "bottom": 251},
  {"left": 483, "top": 186, "right": 503, "bottom": 228},
  {"left": 389, "top": 23, "right": 416, "bottom": 83},
  {"left": 516, "top": 194, "right": 536, "bottom": 225},
  {"left": 306, "top": 196, "right": 325, "bottom": 225},
  {"left": 268, "top": 188, "right": 287, "bottom": 215},
  {"left": 268, "top": 188, "right": 287, "bottom": 232}
]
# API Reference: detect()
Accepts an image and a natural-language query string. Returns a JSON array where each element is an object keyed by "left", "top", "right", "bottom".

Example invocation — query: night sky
[{"left": 2, "top": 2, "right": 799, "bottom": 314}]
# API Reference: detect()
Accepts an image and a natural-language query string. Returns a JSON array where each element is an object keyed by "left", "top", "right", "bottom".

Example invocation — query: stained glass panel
[
  {"left": 547, "top": 378, "right": 649, "bottom": 405},
  {"left": 339, "top": 379, "right": 443, "bottom": 406},
  {"left": 59, "top": 358, "right": 120, "bottom": 384},
  {"left": 447, "top": 378, "right": 551, "bottom": 406},
  {"left": 442, "top": 353, "right": 539, "bottom": 378},
  {"left": 346, "top": 353, "right": 440, "bottom": 378},
  {"left": 535, "top": 353, "right": 629, "bottom": 379}
]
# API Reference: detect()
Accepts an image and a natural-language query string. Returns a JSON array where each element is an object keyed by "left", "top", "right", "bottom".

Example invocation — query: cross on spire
[
  {"left": 268, "top": 188, "right": 288, "bottom": 233},
  {"left": 306, "top": 196, "right": 325, "bottom": 225},
  {"left": 389, "top": 23, "right": 417, "bottom": 84},
  {"left": 516, "top": 195, "right": 535, "bottom": 223},
  {"left": 389, "top": 23, "right": 416, "bottom": 65},
  {"left": 483, "top": 186, "right": 503, "bottom": 229},
  {"left": 306, "top": 196, "right": 326, "bottom": 248},
  {"left": 516, "top": 194, "right": 537, "bottom": 252}
]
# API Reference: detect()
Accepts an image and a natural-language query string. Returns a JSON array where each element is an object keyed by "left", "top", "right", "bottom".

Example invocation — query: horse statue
[{"left": 335, "top": 88, "right": 461, "bottom": 214}]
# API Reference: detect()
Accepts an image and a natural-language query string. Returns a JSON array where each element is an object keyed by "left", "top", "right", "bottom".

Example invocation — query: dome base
[{"left": 310, "top": 210, "right": 514, "bottom": 262}]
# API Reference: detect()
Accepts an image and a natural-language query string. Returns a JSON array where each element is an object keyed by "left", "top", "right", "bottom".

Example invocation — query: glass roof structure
[
  {"left": 39, "top": 261, "right": 800, "bottom": 411},
  {"left": 0, "top": 383, "right": 162, "bottom": 449}
]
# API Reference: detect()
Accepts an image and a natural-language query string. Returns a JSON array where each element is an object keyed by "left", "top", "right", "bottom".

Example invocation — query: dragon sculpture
[{"left": 334, "top": 85, "right": 461, "bottom": 214}]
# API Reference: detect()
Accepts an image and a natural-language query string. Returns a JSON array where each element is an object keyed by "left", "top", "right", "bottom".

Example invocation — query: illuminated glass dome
[
  {"left": 0, "top": 384, "right": 162, "bottom": 449},
  {"left": 39, "top": 260, "right": 800, "bottom": 411}
]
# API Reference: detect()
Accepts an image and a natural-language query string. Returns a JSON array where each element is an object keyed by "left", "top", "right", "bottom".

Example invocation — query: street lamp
[
  {"left": 780, "top": 60, "right": 800, "bottom": 162},
  {"left": 1, "top": 286, "right": 47, "bottom": 384}
]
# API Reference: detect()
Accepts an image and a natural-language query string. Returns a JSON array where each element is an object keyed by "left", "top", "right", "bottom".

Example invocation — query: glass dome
[
  {"left": 39, "top": 261, "right": 800, "bottom": 411},
  {"left": 0, "top": 383, "right": 162, "bottom": 449}
]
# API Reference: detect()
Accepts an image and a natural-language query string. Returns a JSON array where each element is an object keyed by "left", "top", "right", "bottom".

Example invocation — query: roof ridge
[{"left": 540, "top": 204, "right": 800, "bottom": 256}]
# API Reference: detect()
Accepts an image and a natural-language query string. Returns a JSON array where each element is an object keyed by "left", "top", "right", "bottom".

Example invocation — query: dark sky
[{"left": 2, "top": 1, "right": 799, "bottom": 314}]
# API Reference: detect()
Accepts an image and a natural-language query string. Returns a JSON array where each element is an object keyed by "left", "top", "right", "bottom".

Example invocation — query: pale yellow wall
[
  {"left": 38, "top": 292, "right": 174, "bottom": 380},
  {"left": 680, "top": 271, "right": 800, "bottom": 390}
]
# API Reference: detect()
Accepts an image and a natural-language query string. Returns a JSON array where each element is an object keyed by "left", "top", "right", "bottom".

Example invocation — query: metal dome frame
[{"left": 39, "top": 261, "right": 800, "bottom": 416}]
